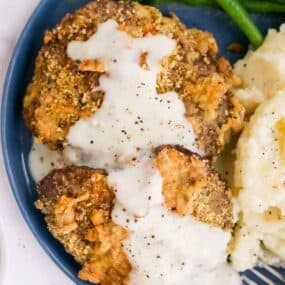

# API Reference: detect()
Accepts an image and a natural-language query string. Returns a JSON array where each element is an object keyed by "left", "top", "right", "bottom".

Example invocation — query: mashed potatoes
[
  {"left": 232, "top": 25, "right": 285, "bottom": 270},
  {"left": 232, "top": 91, "right": 285, "bottom": 270},
  {"left": 235, "top": 24, "right": 285, "bottom": 112}
]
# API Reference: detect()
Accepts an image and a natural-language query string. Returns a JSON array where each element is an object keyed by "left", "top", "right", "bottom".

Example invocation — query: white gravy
[
  {"left": 29, "top": 19, "right": 240, "bottom": 285},
  {"left": 66, "top": 19, "right": 201, "bottom": 169},
  {"left": 29, "top": 140, "right": 65, "bottom": 182}
]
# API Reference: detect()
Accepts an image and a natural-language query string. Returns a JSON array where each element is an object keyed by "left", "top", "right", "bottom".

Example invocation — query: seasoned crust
[
  {"left": 35, "top": 147, "right": 233, "bottom": 284},
  {"left": 23, "top": 0, "right": 244, "bottom": 157},
  {"left": 35, "top": 166, "right": 131, "bottom": 285},
  {"left": 156, "top": 146, "right": 233, "bottom": 230}
]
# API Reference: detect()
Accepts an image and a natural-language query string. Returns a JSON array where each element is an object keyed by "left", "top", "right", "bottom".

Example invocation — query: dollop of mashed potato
[
  {"left": 234, "top": 24, "right": 285, "bottom": 112},
  {"left": 232, "top": 25, "right": 285, "bottom": 271},
  {"left": 232, "top": 91, "right": 285, "bottom": 270}
]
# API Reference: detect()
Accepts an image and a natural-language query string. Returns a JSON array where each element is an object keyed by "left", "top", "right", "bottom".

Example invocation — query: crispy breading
[
  {"left": 23, "top": 0, "right": 244, "bottom": 157},
  {"left": 35, "top": 166, "right": 131, "bottom": 285},
  {"left": 156, "top": 146, "right": 233, "bottom": 230},
  {"left": 35, "top": 147, "right": 234, "bottom": 284}
]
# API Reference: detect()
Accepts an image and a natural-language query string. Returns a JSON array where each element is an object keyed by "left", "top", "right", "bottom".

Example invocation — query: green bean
[
  {"left": 138, "top": 0, "right": 268, "bottom": 47},
  {"left": 216, "top": 0, "right": 264, "bottom": 47},
  {"left": 241, "top": 0, "right": 285, "bottom": 13},
  {"left": 148, "top": 0, "right": 285, "bottom": 13}
]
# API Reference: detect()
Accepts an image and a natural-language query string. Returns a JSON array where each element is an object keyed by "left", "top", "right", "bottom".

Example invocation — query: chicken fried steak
[
  {"left": 35, "top": 166, "right": 131, "bottom": 285},
  {"left": 36, "top": 146, "right": 234, "bottom": 284},
  {"left": 23, "top": 0, "right": 244, "bottom": 158}
]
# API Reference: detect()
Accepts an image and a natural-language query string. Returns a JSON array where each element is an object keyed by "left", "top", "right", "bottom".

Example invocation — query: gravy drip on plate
[
  {"left": 62, "top": 19, "right": 240, "bottom": 285},
  {"left": 29, "top": 140, "right": 65, "bottom": 182}
]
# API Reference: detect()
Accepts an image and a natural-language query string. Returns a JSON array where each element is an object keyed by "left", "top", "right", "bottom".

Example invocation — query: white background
[{"left": 0, "top": 1, "right": 72, "bottom": 284}]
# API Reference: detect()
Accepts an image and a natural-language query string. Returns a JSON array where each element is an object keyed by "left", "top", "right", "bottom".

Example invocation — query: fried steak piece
[
  {"left": 23, "top": 0, "right": 244, "bottom": 158},
  {"left": 156, "top": 146, "right": 233, "bottom": 230},
  {"left": 35, "top": 147, "right": 233, "bottom": 283},
  {"left": 35, "top": 166, "right": 131, "bottom": 285}
]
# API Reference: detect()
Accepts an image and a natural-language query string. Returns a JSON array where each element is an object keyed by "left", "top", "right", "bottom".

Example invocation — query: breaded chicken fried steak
[
  {"left": 35, "top": 166, "right": 131, "bottom": 285},
  {"left": 24, "top": 1, "right": 245, "bottom": 284},
  {"left": 23, "top": 0, "right": 244, "bottom": 158},
  {"left": 35, "top": 146, "right": 233, "bottom": 285}
]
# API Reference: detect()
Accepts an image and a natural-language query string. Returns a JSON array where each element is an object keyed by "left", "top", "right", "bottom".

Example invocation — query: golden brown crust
[
  {"left": 23, "top": 0, "right": 244, "bottom": 156},
  {"left": 156, "top": 146, "right": 233, "bottom": 230},
  {"left": 35, "top": 166, "right": 131, "bottom": 285},
  {"left": 35, "top": 147, "right": 234, "bottom": 284}
]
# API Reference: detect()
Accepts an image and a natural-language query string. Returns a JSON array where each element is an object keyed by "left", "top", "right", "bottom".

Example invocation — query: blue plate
[{"left": 1, "top": 1, "right": 285, "bottom": 284}]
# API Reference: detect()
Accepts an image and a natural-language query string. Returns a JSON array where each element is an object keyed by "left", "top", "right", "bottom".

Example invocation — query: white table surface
[{"left": 0, "top": 1, "right": 72, "bottom": 284}]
